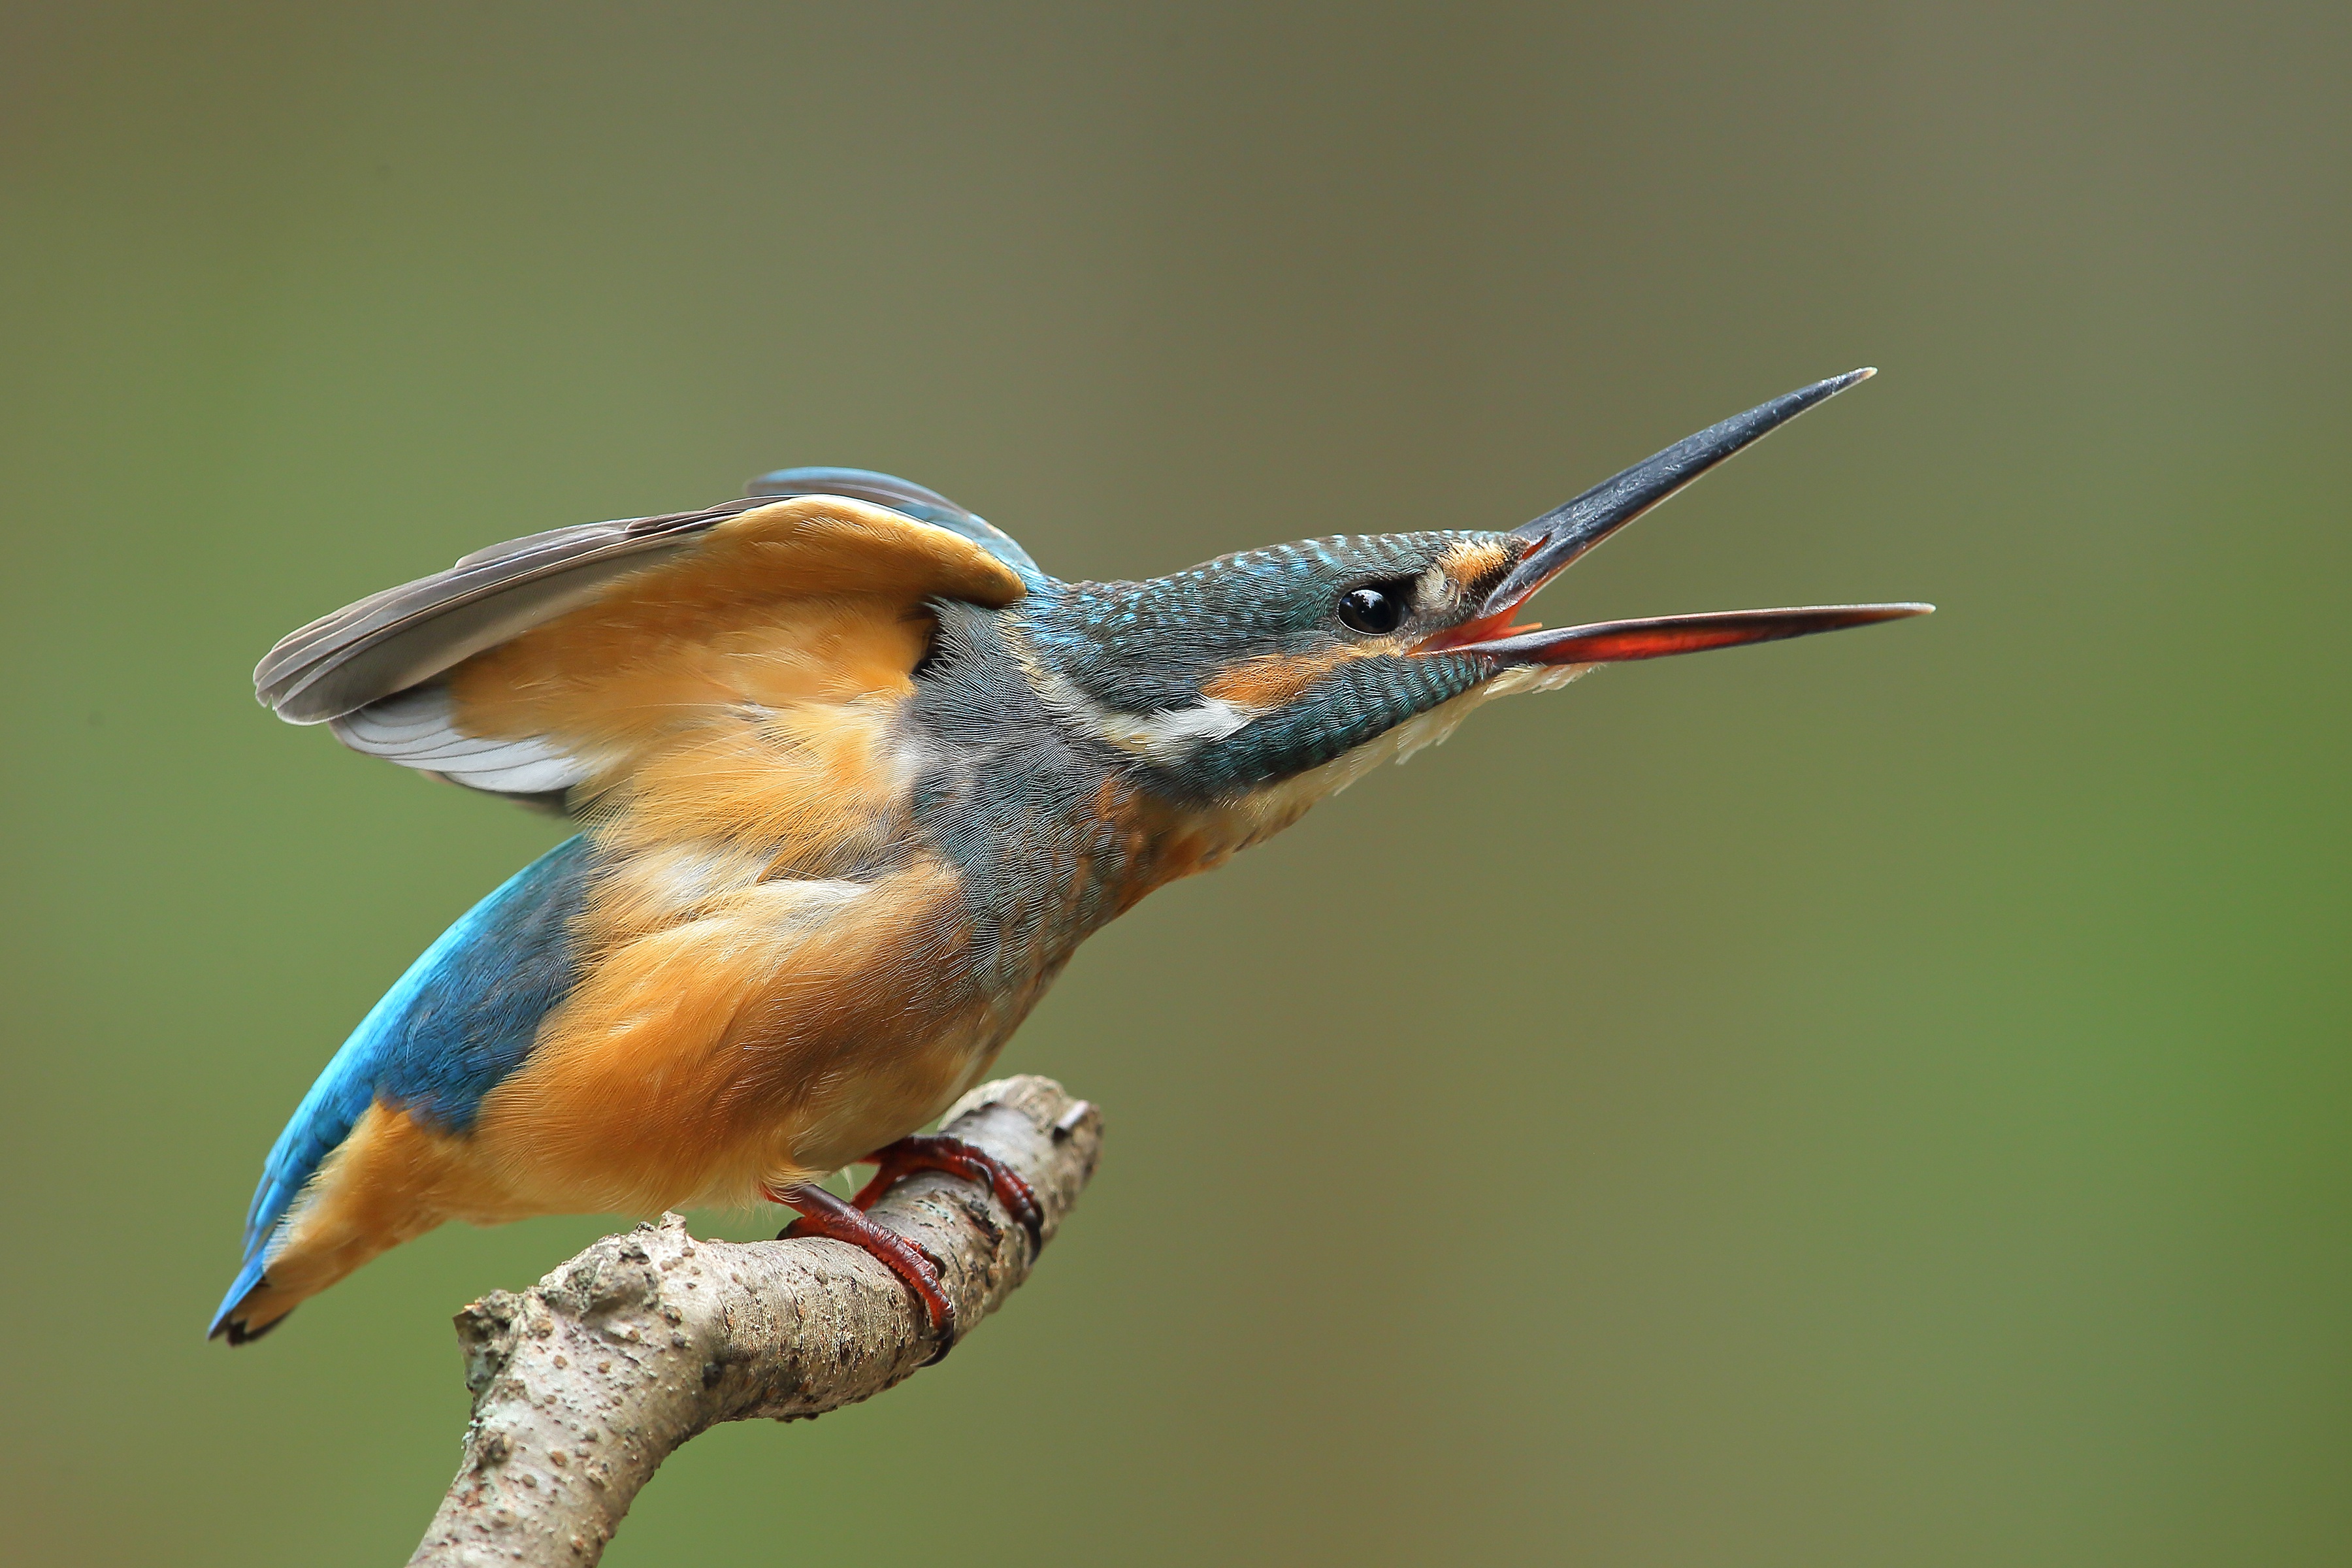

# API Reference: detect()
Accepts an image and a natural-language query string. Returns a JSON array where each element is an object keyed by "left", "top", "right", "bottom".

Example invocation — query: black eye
[{"left": 1337, "top": 585, "right": 1407, "bottom": 634}]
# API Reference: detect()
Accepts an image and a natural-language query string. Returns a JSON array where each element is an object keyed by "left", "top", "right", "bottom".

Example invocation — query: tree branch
[{"left": 407, "top": 1075, "right": 1103, "bottom": 1567}]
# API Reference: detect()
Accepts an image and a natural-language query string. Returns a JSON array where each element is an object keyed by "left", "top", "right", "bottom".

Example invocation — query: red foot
[
  {"left": 852, "top": 1134, "right": 1045, "bottom": 1249},
  {"left": 768, "top": 1181, "right": 956, "bottom": 1356}
]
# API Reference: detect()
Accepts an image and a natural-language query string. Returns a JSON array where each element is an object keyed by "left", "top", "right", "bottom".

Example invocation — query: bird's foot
[
  {"left": 769, "top": 1181, "right": 957, "bottom": 1359},
  {"left": 852, "top": 1134, "right": 1045, "bottom": 1249}
]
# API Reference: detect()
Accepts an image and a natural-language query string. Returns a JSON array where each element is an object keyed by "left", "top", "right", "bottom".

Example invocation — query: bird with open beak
[{"left": 213, "top": 370, "right": 1929, "bottom": 1351}]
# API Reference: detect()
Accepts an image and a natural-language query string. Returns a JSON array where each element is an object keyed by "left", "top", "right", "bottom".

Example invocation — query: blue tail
[
  {"left": 208, "top": 1256, "right": 274, "bottom": 1343},
  {"left": 209, "top": 836, "right": 596, "bottom": 1343}
]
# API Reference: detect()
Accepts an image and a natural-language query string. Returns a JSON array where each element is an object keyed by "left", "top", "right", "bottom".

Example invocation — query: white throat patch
[
  {"left": 1033, "top": 664, "right": 1266, "bottom": 763},
  {"left": 1009, "top": 627, "right": 1270, "bottom": 764}
]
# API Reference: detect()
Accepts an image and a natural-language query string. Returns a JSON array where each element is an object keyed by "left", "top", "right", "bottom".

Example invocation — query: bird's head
[{"left": 1013, "top": 370, "right": 1929, "bottom": 809}]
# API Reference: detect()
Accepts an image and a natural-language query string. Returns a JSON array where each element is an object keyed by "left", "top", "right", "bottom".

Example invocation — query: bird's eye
[{"left": 1337, "top": 585, "right": 1407, "bottom": 634}]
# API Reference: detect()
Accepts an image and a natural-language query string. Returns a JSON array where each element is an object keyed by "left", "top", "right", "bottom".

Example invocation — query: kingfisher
[{"left": 211, "top": 370, "right": 1928, "bottom": 1348}]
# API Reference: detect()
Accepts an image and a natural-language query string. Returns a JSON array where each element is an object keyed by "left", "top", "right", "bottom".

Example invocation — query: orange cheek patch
[
  {"left": 1438, "top": 538, "right": 1514, "bottom": 587},
  {"left": 1201, "top": 644, "right": 1386, "bottom": 708}
]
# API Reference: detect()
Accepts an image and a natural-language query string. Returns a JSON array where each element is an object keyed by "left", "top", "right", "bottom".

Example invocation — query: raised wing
[
  {"left": 255, "top": 485, "right": 1028, "bottom": 809},
  {"left": 747, "top": 465, "right": 1041, "bottom": 578}
]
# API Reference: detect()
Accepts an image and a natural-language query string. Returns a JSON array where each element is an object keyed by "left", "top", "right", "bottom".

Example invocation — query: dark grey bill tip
[{"left": 1488, "top": 368, "right": 1879, "bottom": 610}]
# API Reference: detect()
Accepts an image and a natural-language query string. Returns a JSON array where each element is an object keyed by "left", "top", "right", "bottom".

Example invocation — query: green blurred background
[{"left": 4, "top": 3, "right": 2347, "bottom": 1563}]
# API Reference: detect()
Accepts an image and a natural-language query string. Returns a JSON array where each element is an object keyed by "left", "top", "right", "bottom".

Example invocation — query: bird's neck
[{"left": 904, "top": 602, "right": 1348, "bottom": 930}]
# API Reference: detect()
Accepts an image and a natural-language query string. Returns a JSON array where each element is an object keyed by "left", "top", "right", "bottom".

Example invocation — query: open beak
[{"left": 1423, "top": 369, "right": 1931, "bottom": 664}]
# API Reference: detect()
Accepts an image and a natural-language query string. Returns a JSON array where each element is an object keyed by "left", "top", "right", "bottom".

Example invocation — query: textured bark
[{"left": 407, "top": 1075, "right": 1102, "bottom": 1566}]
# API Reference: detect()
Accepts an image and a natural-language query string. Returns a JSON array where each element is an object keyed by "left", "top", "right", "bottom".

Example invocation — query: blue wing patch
[
  {"left": 746, "top": 465, "right": 1044, "bottom": 580},
  {"left": 211, "top": 836, "right": 595, "bottom": 1336}
]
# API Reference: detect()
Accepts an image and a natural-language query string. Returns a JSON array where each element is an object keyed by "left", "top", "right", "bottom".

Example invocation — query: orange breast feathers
[
  {"left": 466, "top": 853, "right": 996, "bottom": 1216},
  {"left": 420, "top": 500, "right": 1037, "bottom": 1207},
  {"left": 246, "top": 851, "right": 1002, "bottom": 1326},
  {"left": 323, "top": 856, "right": 987, "bottom": 1226}
]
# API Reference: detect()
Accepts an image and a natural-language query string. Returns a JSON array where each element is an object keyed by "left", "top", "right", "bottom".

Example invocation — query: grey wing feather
[
  {"left": 328, "top": 685, "right": 591, "bottom": 794},
  {"left": 252, "top": 472, "right": 1033, "bottom": 808},
  {"left": 254, "top": 497, "right": 772, "bottom": 725}
]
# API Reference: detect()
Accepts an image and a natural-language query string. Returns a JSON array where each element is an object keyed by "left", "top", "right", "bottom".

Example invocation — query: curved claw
[
  {"left": 770, "top": 1181, "right": 958, "bottom": 1357},
  {"left": 852, "top": 1134, "right": 1047, "bottom": 1252}
]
